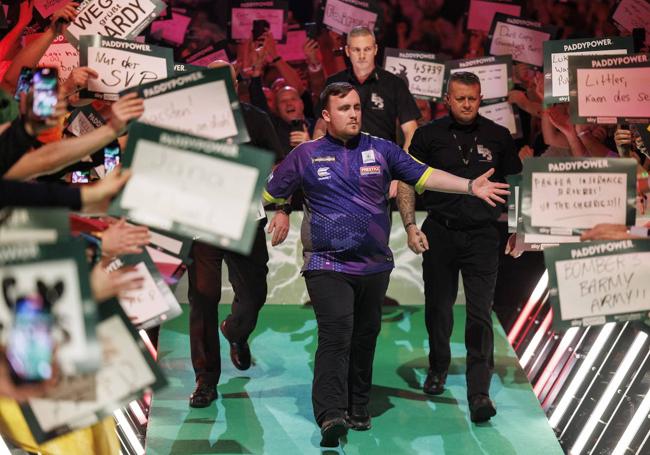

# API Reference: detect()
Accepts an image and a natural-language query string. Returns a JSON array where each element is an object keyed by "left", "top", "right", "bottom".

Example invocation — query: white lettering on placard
[
  {"left": 158, "top": 133, "right": 240, "bottom": 158},
  {"left": 121, "top": 140, "right": 259, "bottom": 240},
  {"left": 384, "top": 56, "right": 444, "bottom": 98},
  {"left": 142, "top": 71, "right": 204, "bottom": 97},
  {"left": 87, "top": 46, "right": 169, "bottom": 95},
  {"left": 140, "top": 80, "right": 238, "bottom": 141},
  {"left": 547, "top": 160, "right": 609, "bottom": 171},
  {"left": 0, "top": 244, "right": 40, "bottom": 263},
  {"left": 531, "top": 172, "right": 627, "bottom": 229},
  {"left": 551, "top": 48, "right": 627, "bottom": 98},
  {"left": 490, "top": 22, "right": 550, "bottom": 67},
  {"left": 590, "top": 54, "right": 648, "bottom": 67},
  {"left": 450, "top": 63, "right": 508, "bottom": 100},
  {"left": 555, "top": 251, "right": 650, "bottom": 320},
  {"left": 570, "top": 240, "right": 635, "bottom": 258},
  {"left": 577, "top": 67, "right": 650, "bottom": 119},
  {"left": 323, "top": 0, "right": 377, "bottom": 35},
  {"left": 478, "top": 101, "right": 517, "bottom": 135}
]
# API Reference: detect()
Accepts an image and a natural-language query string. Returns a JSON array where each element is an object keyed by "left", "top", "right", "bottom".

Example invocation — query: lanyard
[{"left": 451, "top": 132, "right": 479, "bottom": 166}]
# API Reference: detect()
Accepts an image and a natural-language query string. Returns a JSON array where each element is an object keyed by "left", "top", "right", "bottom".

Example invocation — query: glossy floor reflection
[{"left": 145, "top": 304, "right": 562, "bottom": 454}]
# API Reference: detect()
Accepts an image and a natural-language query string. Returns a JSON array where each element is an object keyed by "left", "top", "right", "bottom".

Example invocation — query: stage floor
[{"left": 145, "top": 304, "right": 563, "bottom": 455}]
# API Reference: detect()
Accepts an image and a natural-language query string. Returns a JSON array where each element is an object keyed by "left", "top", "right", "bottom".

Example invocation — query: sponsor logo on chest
[
  {"left": 317, "top": 166, "right": 331, "bottom": 180},
  {"left": 361, "top": 149, "right": 376, "bottom": 164},
  {"left": 477, "top": 144, "right": 493, "bottom": 162},
  {"left": 360, "top": 165, "right": 381, "bottom": 176},
  {"left": 370, "top": 92, "right": 384, "bottom": 110}
]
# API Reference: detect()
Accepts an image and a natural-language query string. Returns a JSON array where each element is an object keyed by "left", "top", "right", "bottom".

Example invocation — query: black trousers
[
  {"left": 188, "top": 222, "right": 269, "bottom": 385},
  {"left": 420, "top": 216, "right": 499, "bottom": 398},
  {"left": 304, "top": 270, "right": 391, "bottom": 426}
]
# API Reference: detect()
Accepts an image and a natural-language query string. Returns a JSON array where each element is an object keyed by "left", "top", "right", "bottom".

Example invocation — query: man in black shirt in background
[
  {"left": 187, "top": 61, "right": 287, "bottom": 408},
  {"left": 397, "top": 72, "right": 521, "bottom": 423}
]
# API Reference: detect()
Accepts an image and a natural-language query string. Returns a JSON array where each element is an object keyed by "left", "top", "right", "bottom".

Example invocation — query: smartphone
[
  {"left": 252, "top": 19, "right": 270, "bottom": 41},
  {"left": 6, "top": 295, "right": 54, "bottom": 383},
  {"left": 32, "top": 67, "right": 58, "bottom": 119},
  {"left": 104, "top": 143, "right": 121, "bottom": 173},
  {"left": 305, "top": 22, "right": 319, "bottom": 41},
  {"left": 71, "top": 170, "right": 90, "bottom": 183},
  {"left": 290, "top": 119, "right": 305, "bottom": 132},
  {"left": 14, "top": 67, "right": 33, "bottom": 101}
]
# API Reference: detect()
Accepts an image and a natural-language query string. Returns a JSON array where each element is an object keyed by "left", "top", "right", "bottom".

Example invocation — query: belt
[{"left": 426, "top": 211, "right": 490, "bottom": 230}]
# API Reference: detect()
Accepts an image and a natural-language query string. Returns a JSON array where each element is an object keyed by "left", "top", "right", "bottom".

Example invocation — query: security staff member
[
  {"left": 397, "top": 72, "right": 522, "bottom": 423},
  {"left": 187, "top": 61, "right": 287, "bottom": 408},
  {"left": 264, "top": 82, "right": 508, "bottom": 447}
]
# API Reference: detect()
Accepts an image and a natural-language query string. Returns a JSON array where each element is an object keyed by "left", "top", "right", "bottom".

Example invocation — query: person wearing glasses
[{"left": 396, "top": 71, "right": 522, "bottom": 423}]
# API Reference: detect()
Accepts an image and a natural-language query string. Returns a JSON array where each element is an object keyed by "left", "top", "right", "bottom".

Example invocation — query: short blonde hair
[{"left": 346, "top": 26, "right": 375, "bottom": 44}]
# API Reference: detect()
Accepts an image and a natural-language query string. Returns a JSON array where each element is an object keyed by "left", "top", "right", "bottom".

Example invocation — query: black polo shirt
[
  {"left": 242, "top": 102, "right": 285, "bottom": 164},
  {"left": 409, "top": 114, "right": 522, "bottom": 225},
  {"left": 324, "top": 67, "right": 420, "bottom": 143}
]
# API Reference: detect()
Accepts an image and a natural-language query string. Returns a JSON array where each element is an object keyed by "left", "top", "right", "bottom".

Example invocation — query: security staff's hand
[
  {"left": 471, "top": 168, "right": 510, "bottom": 207},
  {"left": 580, "top": 223, "right": 632, "bottom": 241},
  {"left": 406, "top": 224, "right": 428, "bottom": 254},
  {"left": 268, "top": 211, "right": 289, "bottom": 246},
  {"left": 504, "top": 233, "right": 523, "bottom": 259}
]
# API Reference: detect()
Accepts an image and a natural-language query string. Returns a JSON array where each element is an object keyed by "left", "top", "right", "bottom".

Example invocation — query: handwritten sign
[
  {"left": 79, "top": 35, "right": 173, "bottom": 101},
  {"left": 478, "top": 101, "right": 521, "bottom": 137},
  {"left": 230, "top": 0, "right": 288, "bottom": 43},
  {"left": 445, "top": 55, "right": 513, "bottom": 102},
  {"left": 65, "top": 0, "right": 165, "bottom": 46},
  {"left": 569, "top": 53, "right": 650, "bottom": 125},
  {"left": 487, "top": 14, "right": 556, "bottom": 68},
  {"left": 109, "top": 123, "right": 274, "bottom": 254},
  {"left": 24, "top": 34, "right": 79, "bottom": 84},
  {"left": 34, "top": 0, "right": 70, "bottom": 18},
  {"left": 383, "top": 48, "right": 445, "bottom": 101},
  {"left": 322, "top": 0, "right": 379, "bottom": 36},
  {"left": 121, "top": 68, "right": 249, "bottom": 143},
  {"left": 276, "top": 29, "right": 308, "bottom": 62},
  {"left": 521, "top": 157, "right": 637, "bottom": 236},
  {"left": 612, "top": 0, "right": 650, "bottom": 46},
  {"left": 21, "top": 300, "right": 166, "bottom": 443},
  {"left": 543, "top": 37, "right": 634, "bottom": 105},
  {"left": 150, "top": 10, "right": 191, "bottom": 45},
  {"left": 545, "top": 240, "right": 650, "bottom": 329},
  {"left": 467, "top": 0, "right": 521, "bottom": 33}
]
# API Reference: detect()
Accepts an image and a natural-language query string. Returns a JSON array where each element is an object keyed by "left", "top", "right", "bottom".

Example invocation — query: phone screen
[
  {"left": 6, "top": 296, "right": 54, "bottom": 383},
  {"left": 104, "top": 144, "right": 121, "bottom": 173},
  {"left": 71, "top": 170, "right": 90, "bottom": 183},
  {"left": 14, "top": 67, "right": 33, "bottom": 102},
  {"left": 32, "top": 68, "right": 58, "bottom": 118}
]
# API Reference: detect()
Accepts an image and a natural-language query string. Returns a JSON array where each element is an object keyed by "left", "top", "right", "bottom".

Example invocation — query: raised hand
[
  {"left": 109, "top": 92, "right": 145, "bottom": 134},
  {"left": 471, "top": 168, "right": 510, "bottom": 207},
  {"left": 101, "top": 218, "right": 151, "bottom": 257}
]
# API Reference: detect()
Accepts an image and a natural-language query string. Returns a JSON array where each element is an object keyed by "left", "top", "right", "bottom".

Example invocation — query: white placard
[
  {"left": 322, "top": 0, "right": 378, "bottom": 35},
  {"left": 450, "top": 63, "right": 509, "bottom": 100},
  {"left": 384, "top": 55, "right": 445, "bottom": 99},
  {"left": 551, "top": 49, "right": 627, "bottom": 99},
  {"left": 121, "top": 139, "right": 259, "bottom": 239},
  {"left": 139, "top": 80, "right": 238, "bottom": 140},
  {"left": 555, "top": 251, "right": 650, "bottom": 320},
  {"left": 37, "top": 38, "right": 79, "bottom": 83},
  {"left": 479, "top": 101, "right": 517, "bottom": 135},
  {"left": 117, "top": 262, "right": 168, "bottom": 324},
  {"left": 231, "top": 7, "right": 285, "bottom": 41},
  {"left": 531, "top": 172, "right": 628, "bottom": 229},
  {"left": 87, "top": 46, "right": 170, "bottom": 97},
  {"left": 490, "top": 21, "right": 549, "bottom": 67},
  {"left": 613, "top": 0, "right": 650, "bottom": 45}
]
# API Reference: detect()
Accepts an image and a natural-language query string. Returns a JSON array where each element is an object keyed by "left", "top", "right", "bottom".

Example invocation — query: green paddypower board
[
  {"left": 109, "top": 122, "right": 274, "bottom": 255},
  {"left": 383, "top": 48, "right": 445, "bottom": 101},
  {"left": 0, "top": 208, "right": 70, "bottom": 245},
  {"left": 544, "top": 239, "right": 650, "bottom": 329}
]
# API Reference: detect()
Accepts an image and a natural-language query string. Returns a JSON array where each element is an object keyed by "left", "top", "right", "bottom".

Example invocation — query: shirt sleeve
[
  {"left": 263, "top": 146, "right": 304, "bottom": 205},
  {"left": 385, "top": 142, "right": 433, "bottom": 195},
  {"left": 0, "top": 118, "right": 40, "bottom": 176},
  {"left": 0, "top": 179, "right": 81, "bottom": 210},
  {"left": 395, "top": 77, "right": 421, "bottom": 125}
]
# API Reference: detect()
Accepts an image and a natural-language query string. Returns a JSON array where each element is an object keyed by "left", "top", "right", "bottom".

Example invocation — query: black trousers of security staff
[
  {"left": 421, "top": 215, "right": 498, "bottom": 398},
  {"left": 188, "top": 221, "right": 268, "bottom": 386}
]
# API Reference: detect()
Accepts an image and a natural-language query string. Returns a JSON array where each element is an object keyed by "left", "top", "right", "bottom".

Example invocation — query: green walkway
[{"left": 145, "top": 305, "right": 563, "bottom": 454}]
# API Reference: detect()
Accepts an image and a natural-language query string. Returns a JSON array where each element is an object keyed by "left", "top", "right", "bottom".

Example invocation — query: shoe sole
[
  {"left": 423, "top": 386, "right": 445, "bottom": 396},
  {"left": 471, "top": 406, "right": 497, "bottom": 423},
  {"left": 320, "top": 422, "right": 348, "bottom": 447},
  {"left": 189, "top": 397, "right": 216, "bottom": 408},
  {"left": 347, "top": 420, "right": 371, "bottom": 431}
]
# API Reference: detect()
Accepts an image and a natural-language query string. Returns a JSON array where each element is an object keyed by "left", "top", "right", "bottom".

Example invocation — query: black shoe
[
  {"left": 346, "top": 405, "right": 371, "bottom": 431},
  {"left": 220, "top": 319, "right": 251, "bottom": 370},
  {"left": 320, "top": 417, "right": 348, "bottom": 448},
  {"left": 469, "top": 395, "right": 497, "bottom": 423},
  {"left": 423, "top": 370, "right": 447, "bottom": 395},
  {"left": 189, "top": 382, "right": 217, "bottom": 408}
]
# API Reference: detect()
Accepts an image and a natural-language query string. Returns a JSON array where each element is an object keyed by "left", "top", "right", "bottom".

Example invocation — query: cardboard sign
[
  {"left": 65, "top": 105, "right": 106, "bottom": 137},
  {"left": 173, "top": 62, "right": 203, "bottom": 74},
  {"left": 445, "top": 55, "right": 513, "bottom": 102},
  {"left": 79, "top": 35, "right": 174, "bottom": 101},
  {"left": 0, "top": 241, "right": 101, "bottom": 376},
  {"left": 322, "top": 0, "right": 379, "bottom": 35},
  {"left": 65, "top": 0, "right": 165, "bottom": 46},
  {"left": 34, "top": 0, "right": 70, "bottom": 19},
  {"left": 545, "top": 240, "right": 650, "bottom": 329},
  {"left": 186, "top": 49, "right": 230, "bottom": 66},
  {"left": 109, "top": 250, "right": 181, "bottom": 329},
  {"left": 612, "top": 0, "right": 650, "bottom": 46},
  {"left": 487, "top": 14, "right": 556, "bottom": 68},
  {"left": 383, "top": 48, "right": 445, "bottom": 101},
  {"left": 0, "top": 208, "right": 69, "bottom": 245},
  {"left": 521, "top": 157, "right": 637, "bottom": 236},
  {"left": 109, "top": 122, "right": 274, "bottom": 254},
  {"left": 467, "top": 0, "right": 521, "bottom": 33},
  {"left": 478, "top": 101, "right": 522, "bottom": 138},
  {"left": 121, "top": 68, "right": 249, "bottom": 143},
  {"left": 24, "top": 34, "right": 79, "bottom": 84},
  {"left": 543, "top": 37, "right": 634, "bottom": 105},
  {"left": 230, "top": 0, "right": 288, "bottom": 43},
  {"left": 21, "top": 299, "right": 166, "bottom": 443},
  {"left": 150, "top": 10, "right": 191, "bottom": 46},
  {"left": 568, "top": 53, "right": 650, "bottom": 125},
  {"left": 276, "top": 29, "right": 308, "bottom": 62}
]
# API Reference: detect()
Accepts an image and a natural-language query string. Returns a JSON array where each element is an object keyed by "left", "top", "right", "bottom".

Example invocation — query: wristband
[
  {"left": 404, "top": 222, "right": 416, "bottom": 230},
  {"left": 467, "top": 179, "right": 474, "bottom": 196},
  {"left": 279, "top": 203, "right": 292, "bottom": 215}
]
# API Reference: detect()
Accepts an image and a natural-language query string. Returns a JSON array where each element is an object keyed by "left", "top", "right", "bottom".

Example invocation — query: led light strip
[
  {"left": 114, "top": 409, "right": 145, "bottom": 455},
  {"left": 569, "top": 331, "right": 648, "bottom": 455},
  {"left": 507, "top": 271, "right": 548, "bottom": 345},
  {"left": 520, "top": 309, "right": 553, "bottom": 370},
  {"left": 548, "top": 322, "right": 615, "bottom": 429},
  {"left": 533, "top": 326, "right": 580, "bottom": 396},
  {"left": 610, "top": 370, "right": 650, "bottom": 454}
]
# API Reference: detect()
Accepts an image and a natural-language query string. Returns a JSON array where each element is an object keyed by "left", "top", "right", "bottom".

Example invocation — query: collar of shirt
[
  {"left": 346, "top": 67, "right": 380, "bottom": 85},
  {"left": 324, "top": 131, "right": 362, "bottom": 149},
  {"left": 445, "top": 114, "right": 485, "bottom": 133}
]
